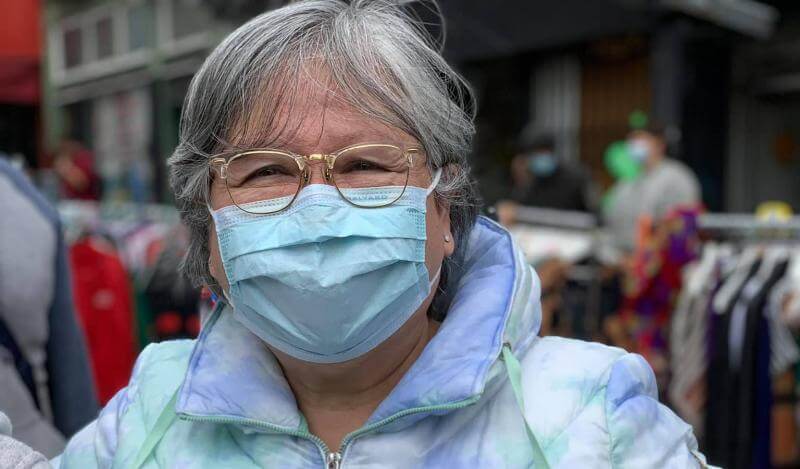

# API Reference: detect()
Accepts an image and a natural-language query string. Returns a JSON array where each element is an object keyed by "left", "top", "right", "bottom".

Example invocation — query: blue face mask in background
[
  {"left": 627, "top": 140, "right": 650, "bottom": 165},
  {"left": 527, "top": 152, "right": 558, "bottom": 177},
  {"left": 210, "top": 170, "right": 442, "bottom": 364}
]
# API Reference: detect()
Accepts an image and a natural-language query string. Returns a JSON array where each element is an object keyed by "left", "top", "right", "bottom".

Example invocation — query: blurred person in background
[
  {"left": 603, "top": 121, "right": 701, "bottom": 262},
  {"left": 52, "top": 1, "right": 707, "bottom": 467},
  {"left": 495, "top": 130, "right": 597, "bottom": 339},
  {"left": 0, "top": 157, "right": 98, "bottom": 458},
  {"left": 497, "top": 130, "right": 595, "bottom": 226},
  {"left": 52, "top": 139, "right": 101, "bottom": 201}
]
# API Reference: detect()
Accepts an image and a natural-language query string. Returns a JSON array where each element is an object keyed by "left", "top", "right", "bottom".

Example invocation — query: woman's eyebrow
[{"left": 225, "top": 130, "right": 406, "bottom": 155}]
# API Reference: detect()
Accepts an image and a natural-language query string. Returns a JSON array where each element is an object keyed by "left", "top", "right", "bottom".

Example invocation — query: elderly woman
[{"left": 56, "top": 1, "right": 707, "bottom": 468}]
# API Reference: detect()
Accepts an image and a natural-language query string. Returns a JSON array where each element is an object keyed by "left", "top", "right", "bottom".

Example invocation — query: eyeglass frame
[{"left": 209, "top": 142, "right": 427, "bottom": 214}]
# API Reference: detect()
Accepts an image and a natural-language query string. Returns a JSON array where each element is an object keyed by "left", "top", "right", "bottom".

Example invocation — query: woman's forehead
[{"left": 223, "top": 76, "right": 417, "bottom": 155}]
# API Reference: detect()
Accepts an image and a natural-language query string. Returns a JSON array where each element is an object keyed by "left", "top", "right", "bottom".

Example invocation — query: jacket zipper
[
  {"left": 326, "top": 451, "right": 342, "bottom": 469},
  {"left": 179, "top": 413, "right": 334, "bottom": 467},
  {"left": 334, "top": 395, "right": 481, "bottom": 465},
  {"left": 180, "top": 394, "right": 481, "bottom": 468}
]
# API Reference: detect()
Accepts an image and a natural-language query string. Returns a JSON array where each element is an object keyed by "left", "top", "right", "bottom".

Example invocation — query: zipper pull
[{"left": 326, "top": 451, "right": 342, "bottom": 469}]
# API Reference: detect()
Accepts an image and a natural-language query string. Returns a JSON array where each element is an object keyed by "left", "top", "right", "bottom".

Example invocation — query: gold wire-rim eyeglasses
[{"left": 209, "top": 143, "right": 424, "bottom": 214}]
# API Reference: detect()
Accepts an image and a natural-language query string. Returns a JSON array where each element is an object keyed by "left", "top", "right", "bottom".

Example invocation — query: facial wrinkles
[{"left": 208, "top": 69, "right": 430, "bottom": 214}]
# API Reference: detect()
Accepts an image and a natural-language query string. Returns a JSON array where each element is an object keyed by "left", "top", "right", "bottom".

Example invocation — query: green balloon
[
  {"left": 604, "top": 141, "right": 640, "bottom": 181},
  {"left": 629, "top": 110, "right": 648, "bottom": 130}
]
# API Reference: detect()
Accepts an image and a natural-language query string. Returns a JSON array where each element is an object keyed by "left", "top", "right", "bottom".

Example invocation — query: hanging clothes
[
  {"left": 767, "top": 264, "right": 800, "bottom": 465},
  {"left": 58, "top": 201, "right": 203, "bottom": 349},
  {"left": 669, "top": 244, "right": 726, "bottom": 438},
  {"left": 697, "top": 246, "right": 800, "bottom": 469},
  {"left": 662, "top": 212, "right": 800, "bottom": 468},
  {"left": 703, "top": 252, "right": 761, "bottom": 469},
  {"left": 618, "top": 207, "right": 700, "bottom": 393},
  {"left": 69, "top": 237, "right": 137, "bottom": 405},
  {"left": 143, "top": 233, "right": 202, "bottom": 342},
  {"left": 729, "top": 258, "right": 788, "bottom": 469}
]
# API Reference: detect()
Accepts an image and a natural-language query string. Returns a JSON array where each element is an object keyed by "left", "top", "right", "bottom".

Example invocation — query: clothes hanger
[{"left": 713, "top": 244, "right": 761, "bottom": 315}]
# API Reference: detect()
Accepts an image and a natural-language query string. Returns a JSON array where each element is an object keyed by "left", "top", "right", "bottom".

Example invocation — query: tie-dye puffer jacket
[{"left": 55, "top": 217, "right": 708, "bottom": 468}]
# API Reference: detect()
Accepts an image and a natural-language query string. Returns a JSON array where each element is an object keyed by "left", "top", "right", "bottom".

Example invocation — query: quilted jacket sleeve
[{"left": 605, "top": 353, "right": 711, "bottom": 468}]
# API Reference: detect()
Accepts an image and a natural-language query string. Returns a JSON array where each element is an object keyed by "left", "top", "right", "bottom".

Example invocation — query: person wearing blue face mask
[
  {"left": 603, "top": 122, "right": 702, "bottom": 261},
  {"left": 51, "top": 2, "right": 709, "bottom": 468},
  {"left": 497, "top": 130, "right": 595, "bottom": 227},
  {"left": 527, "top": 150, "right": 558, "bottom": 178}
]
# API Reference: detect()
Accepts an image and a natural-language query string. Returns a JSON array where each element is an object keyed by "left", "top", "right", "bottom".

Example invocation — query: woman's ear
[
  {"left": 432, "top": 169, "right": 455, "bottom": 258},
  {"left": 438, "top": 209, "right": 455, "bottom": 258}
]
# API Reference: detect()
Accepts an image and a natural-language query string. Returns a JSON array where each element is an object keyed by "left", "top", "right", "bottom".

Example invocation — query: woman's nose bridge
[{"left": 304, "top": 158, "right": 332, "bottom": 185}]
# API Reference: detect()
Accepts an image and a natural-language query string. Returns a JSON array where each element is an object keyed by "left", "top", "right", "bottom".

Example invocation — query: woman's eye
[
  {"left": 240, "top": 165, "right": 288, "bottom": 185},
  {"left": 254, "top": 166, "right": 279, "bottom": 177},
  {"left": 350, "top": 160, "right": 380, "bottom": 171}
]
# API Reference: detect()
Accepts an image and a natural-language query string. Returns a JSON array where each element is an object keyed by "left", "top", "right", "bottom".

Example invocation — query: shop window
[
  {"left": 96, "top": 17, "right": 114, "bottom": 59},
  {"left": 128, "top": 1, "right": 155, "bottom": 50}
]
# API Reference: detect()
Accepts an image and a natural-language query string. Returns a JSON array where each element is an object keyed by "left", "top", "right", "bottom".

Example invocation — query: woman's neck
[
  {"left": 272, "top": 310, "right": 440, "bottom": 452},
  {"left": 644, "top": 153, "right": 665, "bottom": 172}
]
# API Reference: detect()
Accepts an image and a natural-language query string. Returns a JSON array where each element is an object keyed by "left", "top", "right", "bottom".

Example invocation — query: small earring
[{"left": 444, "top": 234, "right": 452, "bottom": 243}]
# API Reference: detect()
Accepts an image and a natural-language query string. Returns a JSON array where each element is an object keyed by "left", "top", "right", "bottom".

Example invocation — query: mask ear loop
[
  {"left": 428, "top": 265, "right": 442, "bottom": 291},
  {"left": 425, "top": 169, "right": 444, "bottom": 295},
  {"left": 426, "top": 168, "right": 443, "bottom": 196}
]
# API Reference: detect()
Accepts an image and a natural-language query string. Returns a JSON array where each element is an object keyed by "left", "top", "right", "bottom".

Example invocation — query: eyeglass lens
[{"left": 223, "top": 146, "right": 414, "bottom": 214}]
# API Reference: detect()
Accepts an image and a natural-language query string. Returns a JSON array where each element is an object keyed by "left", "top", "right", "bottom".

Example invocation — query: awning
[
  {"left": 441, "top": 0, "right": 650, "bottom": 61},
  {"left": 0, "top": 0, "right": 41, "bottom": 104},
  {"left": 0, "top": 58, "right": 39, "bottom": 105},
  {"left": 438, "top": 0, "right": 778, "bottom": 62},
  {"left": 660, "top": 0, "right": 778, "bottom": 38}
]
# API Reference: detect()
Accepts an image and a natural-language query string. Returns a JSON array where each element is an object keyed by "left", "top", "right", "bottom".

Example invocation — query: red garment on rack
[
  {"left": 618, "top": 206, "right": 701, "bottom": 390},
  {"left": 69, "top": 238, "right": 136, "bottom": 404}
]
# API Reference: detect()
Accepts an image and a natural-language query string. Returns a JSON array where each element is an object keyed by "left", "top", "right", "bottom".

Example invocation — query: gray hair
[{"left": 169, "top": 0, "right": 480, "bottom": 317}]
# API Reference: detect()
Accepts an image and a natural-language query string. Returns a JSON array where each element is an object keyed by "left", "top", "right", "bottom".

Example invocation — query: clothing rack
[
  {"left": 512, "top": 205, "right": 599, "bottom": 231},
  {"left": 670, "top": 232, "right": 800, "bottom": 468},
  {"left": 698, "top": 213, "right": 800, "bottom": 239},
  {"left": 59, "top": 200, "right": 179, "bottom": 226},
  {"left": 58, "top": 200, "right": 180, "bottom": 244}
]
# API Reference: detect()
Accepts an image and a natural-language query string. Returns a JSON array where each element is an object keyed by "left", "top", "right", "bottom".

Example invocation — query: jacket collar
[{"left": 175, "top": 216, "right": 541, "bottom": 429}]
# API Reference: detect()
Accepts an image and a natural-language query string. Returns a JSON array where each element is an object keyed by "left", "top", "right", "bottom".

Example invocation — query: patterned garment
[
  {"left": 55, "top": 217, "right": 708, "bottom": 468},
  {"left": 619, "top": 207, "right": 701, "bottom": 387}
]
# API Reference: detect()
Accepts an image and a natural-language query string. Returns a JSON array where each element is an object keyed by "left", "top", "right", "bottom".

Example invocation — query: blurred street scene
[{"left": 2, "top": 0, "right": 800, "bottom": 467}]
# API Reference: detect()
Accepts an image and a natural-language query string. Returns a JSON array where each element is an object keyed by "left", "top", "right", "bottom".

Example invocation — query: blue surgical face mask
[
  {"left": 210, "top": 170, "right": 442, "bottom": 364},
  {"left": 627, "top": 140, "right": 650, "bottom": 164},
  {"left": 527, "top": 152, "right": 557, "bottom": 177}
]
